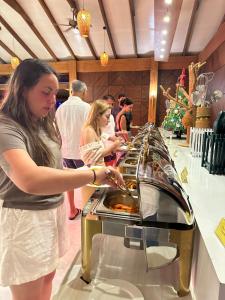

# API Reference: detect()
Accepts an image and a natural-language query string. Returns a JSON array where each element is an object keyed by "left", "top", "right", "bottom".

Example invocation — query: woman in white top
[
  {"left": 80, "top": 100, "right": 120, "bottom": 166},
  {"left": 79, "top": 100, "right": 121, "bottom": 206}
]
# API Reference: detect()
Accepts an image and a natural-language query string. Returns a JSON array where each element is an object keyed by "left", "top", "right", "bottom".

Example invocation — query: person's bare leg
[
  {"left": 10, "top": 276, "right": 44, "bottom": 300},
  {"left": 42, "top": 270, "right": 56, "bottom": 300},
  {"left": 67, "top": 190, "right": 79, "bottom": 219}
]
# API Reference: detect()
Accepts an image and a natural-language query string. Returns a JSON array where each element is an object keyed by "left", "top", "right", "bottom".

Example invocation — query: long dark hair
[{"left": 0, "top": 59, "right": 61, "bottom": 167}]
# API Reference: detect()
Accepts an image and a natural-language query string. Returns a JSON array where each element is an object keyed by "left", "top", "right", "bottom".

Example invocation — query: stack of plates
[{"left": 89, "top": 279, "right": 144, "bottom": 300}]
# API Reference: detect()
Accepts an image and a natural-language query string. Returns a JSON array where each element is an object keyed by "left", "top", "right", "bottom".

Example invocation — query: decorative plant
[{"left": 160, "top": 61, "right": 206, "bottom": 145}]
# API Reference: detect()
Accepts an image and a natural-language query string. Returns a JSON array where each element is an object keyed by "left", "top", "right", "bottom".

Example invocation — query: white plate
[
  {"left": 118, "top": 145, "right": 129, "bottom": 151},
  {"left": 87, "top": 183, "right": 110, "bottom": 188},
  {"left": 89, "top": 279, "right": 144, "bottom": 300}
]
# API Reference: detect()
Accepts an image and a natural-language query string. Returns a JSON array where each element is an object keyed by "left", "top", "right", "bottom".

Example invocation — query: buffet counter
[
  {"left": 81, "top": 124, "right": 195, "bottom": 297},
  {"left": 165, "top": 138, "right": 225, "bottom": 300}
]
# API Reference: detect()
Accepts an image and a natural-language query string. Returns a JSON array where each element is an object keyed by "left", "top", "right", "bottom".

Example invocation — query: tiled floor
[{"left": 0, "top": 189, "right": 194, "bottom": 299}]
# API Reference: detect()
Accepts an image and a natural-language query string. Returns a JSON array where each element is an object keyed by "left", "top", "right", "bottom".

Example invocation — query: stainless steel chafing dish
[{"left": 81, "top": 124, "right": 195, "bottom": 297}]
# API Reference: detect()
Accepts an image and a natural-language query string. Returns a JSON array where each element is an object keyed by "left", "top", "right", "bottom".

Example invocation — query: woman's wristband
[{"left": 90, "top": 168, "right": 97, "bottom": 184}]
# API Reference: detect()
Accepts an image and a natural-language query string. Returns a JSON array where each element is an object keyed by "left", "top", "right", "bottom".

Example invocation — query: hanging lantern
[
  {"left": 11, "top": 57, "right": 20, "bottom": 70},
  {"left": 77, "top": 9, "right": 91, "bottom": 37},
  {"left": 100, "top": 52, "right": 109, "bottom": 67}
]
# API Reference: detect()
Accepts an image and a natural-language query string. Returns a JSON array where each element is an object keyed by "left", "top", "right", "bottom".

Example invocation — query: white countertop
[{"left": 166, "top": 138, "right": 225, "bottom": 284}]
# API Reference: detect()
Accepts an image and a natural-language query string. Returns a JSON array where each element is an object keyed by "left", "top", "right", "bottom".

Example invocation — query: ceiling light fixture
[
  {"left": 160, "top": 55, "right": 164, "bottom": 59},
  {"left": 11, "top": 57, "right": 20, "bottom": 69},
  {"left": 77, "top": 0, "right": 91, "bottom": 37},
  {"left": 162, "top": 29, "right": 168, "bottom": 35},
  {"left": 100, "top": 26, "right": 109, "bottom": 67},
  {"left": 161, "top": 40, "right": 166, "bottom": 45},
  {"left": 163, "top": 14, "right": 170, "bottom": 23},
  {"left": 165, "top": 0, "right": 172, "bottom": 4},
  {"left": 11, "top": 38, "right": 20, "bottom": 69}
]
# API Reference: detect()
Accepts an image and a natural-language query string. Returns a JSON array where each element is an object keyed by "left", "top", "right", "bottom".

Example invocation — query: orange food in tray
[{"left": 110, "top": 203, "right": 138, "bottom": 213}]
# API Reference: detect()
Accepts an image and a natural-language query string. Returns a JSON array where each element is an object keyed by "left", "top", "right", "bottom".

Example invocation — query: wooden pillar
[
  {"left": 148, "top": 60, "right": 158, "bottom": 124},
  {"left": 68, "top": 60, "right": 77, "bottom": 94}
]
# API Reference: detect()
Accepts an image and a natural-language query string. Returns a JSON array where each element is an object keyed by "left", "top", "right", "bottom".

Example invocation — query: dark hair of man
[
  {"left": 120, "top": 97, "right": 133, "bottom": 107},
  {"left": 0, "top": 59, "right": 61, "bottom": 167},
  {"left": 118, "top": 93, "right": 126, "bottom": 99},
  {"left": 102, "top": 94, "right": 115, "bottom": 101}
]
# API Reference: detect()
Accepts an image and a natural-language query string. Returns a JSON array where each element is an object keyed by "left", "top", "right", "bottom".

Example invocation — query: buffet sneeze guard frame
[{"left": 81, "top": 124, "right": 195, "bottom": 297}]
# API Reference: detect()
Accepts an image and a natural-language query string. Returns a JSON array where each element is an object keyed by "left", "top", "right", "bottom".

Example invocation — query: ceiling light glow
[
  {"left": 165, "top": 0, "right": 172, "bottom": 4},
  {"left": 160, "top": 48, "right": 165, "bottom": 52},
  {"left": 161, "top": 40, "right": 166, "bottom": 45},
  {"left": 163, "top": 15, "right": 170, "bottom": 23},
  {"left": 162, "top": 30, "right": 168, "bottom": 35},
  {"left": 160, "top": 55, "right": 164, "bottom": 59}
]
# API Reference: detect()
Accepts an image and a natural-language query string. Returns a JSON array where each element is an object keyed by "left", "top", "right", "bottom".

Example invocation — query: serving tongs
[{"left": 106, "top": 172, "right": 136, "bottom": 199}]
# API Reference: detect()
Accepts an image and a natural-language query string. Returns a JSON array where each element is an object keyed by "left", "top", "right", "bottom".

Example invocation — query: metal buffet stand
[{"left": 81, "top": 124, "right": 195, "bottom": 297}]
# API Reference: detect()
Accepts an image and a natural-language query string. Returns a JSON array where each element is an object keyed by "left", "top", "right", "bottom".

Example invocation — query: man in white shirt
[{"left": 56, "top": 80, "right": 90, "bottom": 220}]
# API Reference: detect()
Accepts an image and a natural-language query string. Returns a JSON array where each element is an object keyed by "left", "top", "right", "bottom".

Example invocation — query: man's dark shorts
[{"left": 63, "top": 158, "right": 84, "bottom": 169}]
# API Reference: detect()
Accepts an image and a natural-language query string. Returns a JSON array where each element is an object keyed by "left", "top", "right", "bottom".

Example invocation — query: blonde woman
[
  {"left": 80, "top": 100, "right": 121, "bottom": 205},
  {"left": 80, "top": 100, "right": 121, "bottom": 166}
]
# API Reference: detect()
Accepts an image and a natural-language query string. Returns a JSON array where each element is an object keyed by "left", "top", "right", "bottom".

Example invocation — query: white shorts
[{"left": 0, "top": 200, "right": 69, "bottom": 286}]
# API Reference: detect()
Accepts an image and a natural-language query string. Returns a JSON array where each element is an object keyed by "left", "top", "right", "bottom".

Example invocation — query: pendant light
[
  {"left": 77, "top": 0, "right": 91, "bottom": 37},
  {"left": 100, "top": 26, "right": 109, "bottom": 67},
  {"left": 11, "top": 57, "right": 20, "bottom": 69},
  {"left": 11, "top": 38, "right": 20, "bottom": 69}
]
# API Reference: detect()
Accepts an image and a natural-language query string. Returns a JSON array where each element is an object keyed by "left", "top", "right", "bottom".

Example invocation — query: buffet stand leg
[
  {"left": 81, "top": 214, "right": 102, "bottom": 283},
  {"left": 170, "top": 227, "right": 195, "bottom": 296}
]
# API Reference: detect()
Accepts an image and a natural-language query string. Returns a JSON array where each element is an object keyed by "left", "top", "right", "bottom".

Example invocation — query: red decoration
[{"left": 178, "top": 68, "right": 186, "bottom": 87}]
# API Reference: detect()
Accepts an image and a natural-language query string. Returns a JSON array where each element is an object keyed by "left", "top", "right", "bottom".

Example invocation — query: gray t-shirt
[{"left": 0, "top": 120, "right": 64, "bottom": 210}]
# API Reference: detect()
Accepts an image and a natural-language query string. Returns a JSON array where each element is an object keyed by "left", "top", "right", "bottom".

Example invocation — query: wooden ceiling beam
[
  {"left": 0, "top": 15, "right": 38, "bottom": 58},
  {"left": 0, "top": 40, "right": 21, "bottom": 60},
  {"left": 3, "top": 0, "right": 59, "bottom": 61},
  {"left": 199, "top": 20, "right": 225, "bottom": 62},
  {"left": 154, "top": 0, "right": 183, "bottom": 61},
  {"left": 66, "top": 0, "right": 98, "bottom": 59},
  {"left": 128, "top": 0, "right": 138, "bottom": 57},
  {"left": 98, "top": 0, "right": 117, "bottom": 58},
  {"left": 182, "top": 0, "right": 201, "bottom": 55},
  {"left": 0, "top": 56, "right": 197, "bottom": 75},
  {"left": 0, "top": 57, "right": 6, "bottom": 64},
  {"left": 38, "top": 0, "right": 76, "bottom": 59}
]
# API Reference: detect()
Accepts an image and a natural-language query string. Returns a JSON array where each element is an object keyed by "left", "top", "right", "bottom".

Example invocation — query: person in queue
[
  {"left": 56, "top": 80, "right": 90, "bottom": 220},
  {"left": 0, "top": 59, "right": 123, "bottom": 300},
  {"left": 102, "top": 95, "right": 119, "bottom": 166},
  {"left": 116, "top": 97, "right": 134, "bottom": 141},
  {"left": 80, "top": 99, "right": 121, "bottom": 166},
  {"left": 111, "top": 93, "right": 126, "bottom": 123}
]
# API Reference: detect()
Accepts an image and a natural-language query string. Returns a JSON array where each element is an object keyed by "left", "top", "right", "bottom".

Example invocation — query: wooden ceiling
[{"left": 0, "top": 0, "right": 225, "bottom": 64}]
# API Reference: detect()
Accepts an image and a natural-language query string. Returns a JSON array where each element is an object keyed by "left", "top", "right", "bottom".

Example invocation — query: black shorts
[{"left": 63, "top": 158, "right": 84, "bottom": 169}]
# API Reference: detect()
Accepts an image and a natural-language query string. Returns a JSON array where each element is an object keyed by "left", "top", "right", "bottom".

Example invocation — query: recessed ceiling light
[
  {"left": 160, "top": 55, "right": 164, "bottom": 59},
  {"left": 163, "top": 15, "right": 170, "bottom": 23},
  {"left": 165, "top": 0, "right": 172, "bottom": 4},
  {"left": 160, "top": 48, "right": 165, "bottom": 52},
  {"left": 162, "top": 30, "right": 168, "bottom": 35},
  {"left": 161, "top": 40, "right": 166, "bottom": 45}
]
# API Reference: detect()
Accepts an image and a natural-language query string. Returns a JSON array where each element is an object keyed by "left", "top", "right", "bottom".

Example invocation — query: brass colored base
[
  {"left": 170, "top": 228, "right": 195, "bottom": 296},
  {"left": 81, "top": 215, "right": 102, "bottom": 283},
  {"left": 81, "top": 214, "right": 195, "bottom": 297},
  {"left": 178, "top": 142, "right": 189, "bottom": 147}
]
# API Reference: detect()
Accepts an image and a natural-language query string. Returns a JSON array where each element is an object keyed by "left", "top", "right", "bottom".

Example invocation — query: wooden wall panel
[
  {"left": 157, "top": 69, "right": 181, "bottom": 127},
  {"left": 77, "top": 71, "right": 150, "bottom": 126}
]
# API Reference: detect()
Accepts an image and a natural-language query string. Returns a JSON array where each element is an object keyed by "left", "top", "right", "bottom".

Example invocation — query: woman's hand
[
  {"left": 93, "top": 166, "right": 124, "bottom": 187},
  {"left": 113, "top": 139, "right": 121, "bottom": 151}
]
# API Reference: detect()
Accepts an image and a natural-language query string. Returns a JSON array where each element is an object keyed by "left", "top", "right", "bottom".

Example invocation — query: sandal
[{"left": 68, "top": 208, "right": 82, "bottom": 220}]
